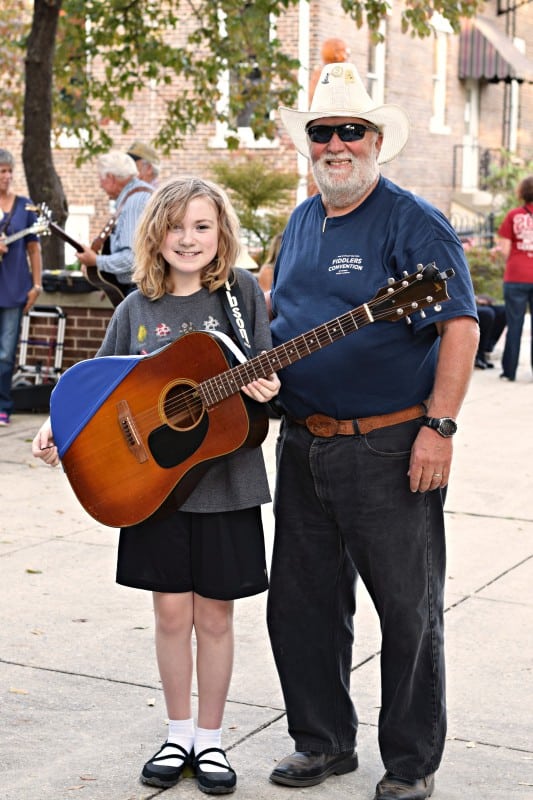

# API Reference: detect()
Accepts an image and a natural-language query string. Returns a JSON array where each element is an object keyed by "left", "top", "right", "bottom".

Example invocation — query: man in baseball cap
[{"left": 127, "top": 140, "right": 160, "bottom": 186}]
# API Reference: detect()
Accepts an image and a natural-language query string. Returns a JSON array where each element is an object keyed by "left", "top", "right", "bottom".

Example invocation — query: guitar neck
[
  {"left": 198, "top": 303, "right": 373, "bottom": 407},
  {"left": 49, "top": 221, "right": 85, "bottom": 253},
  {"left": 4, "top": 226, "right": 38, "bottom": 246}
]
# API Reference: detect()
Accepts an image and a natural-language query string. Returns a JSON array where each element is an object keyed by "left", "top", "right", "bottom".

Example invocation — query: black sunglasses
[{"left": 306, "top": 122, "right": 380, "bottom": 143}]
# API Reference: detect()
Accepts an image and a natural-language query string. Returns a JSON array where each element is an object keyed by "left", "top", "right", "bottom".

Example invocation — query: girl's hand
[
  {"left": 32, "top": 418, "right": 60, "bottom": 467},
  {"left": 241, "top": 372, "right": 281, "bottom": 403}
]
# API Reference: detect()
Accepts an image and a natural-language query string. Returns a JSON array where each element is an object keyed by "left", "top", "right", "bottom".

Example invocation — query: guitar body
[
  {"left": 84, "top": 266, "right": 127, "bottom": 307},
  {"left": 51, "top": 332, "right": 269, "bottom": 528},
  {"left": 49, "top": 262, "right": 454, "bottom": 528},
  {"left": 48, "top": 220, "right": 126, "bottom": 308}
]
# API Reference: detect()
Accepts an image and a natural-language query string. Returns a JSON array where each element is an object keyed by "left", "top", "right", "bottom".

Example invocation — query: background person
[
  {"left": 256, "top": 231, "right": 283, "bottom": 292},
  {"left": 32, "top": 176, "right": 280, "bottom": 795},
  {"left": 127, "top": 140, "right": 161, "bottom": 186},
  {"left": 76, "top": 151, "right": 152, "bottom": 292},
  {"left": 474, "top": 294, "right": 506, "bottom": 369},
  {"left": 0, "top": 148, "right": 43, "bottom": 427},
  {"left": 497, "top": 175, "right": 533, "bottom": 381},
  {"left": 266, "top": 62, "right": 479, "bottom": 800}
]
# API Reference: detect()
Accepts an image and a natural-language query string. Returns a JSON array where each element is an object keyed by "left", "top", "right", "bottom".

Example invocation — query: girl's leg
[
  {"left": 194, "top": 593, "right": 234, "bottom": 730},
  {"left": 153, "top": 591, "right": 195, "bottom": 720},
  {"left": 141, "top": 591, "right": 195, "bottom": 787},
  {"left": 192, "top": 593, "right": 237, "bottom": 786}
]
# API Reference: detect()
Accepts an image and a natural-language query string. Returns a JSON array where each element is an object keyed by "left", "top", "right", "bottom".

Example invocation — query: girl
[{"left": 32, "top": 176, "right": 280, "bottom": 794}]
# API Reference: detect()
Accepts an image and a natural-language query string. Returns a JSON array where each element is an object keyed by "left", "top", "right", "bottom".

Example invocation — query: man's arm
[{"left": 408, "top": 315, "right": 479, "bottom": 493}]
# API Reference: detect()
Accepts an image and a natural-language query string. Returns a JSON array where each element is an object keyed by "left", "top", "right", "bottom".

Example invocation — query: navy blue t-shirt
[
  {"left": 270, "top": 176, "right": 478, "bottom": 418},
  {"left": 0, "top": 196, "right": 39, "bottom": 308}
]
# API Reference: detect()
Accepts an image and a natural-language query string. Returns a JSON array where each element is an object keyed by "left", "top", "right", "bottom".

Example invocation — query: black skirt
[{"left": 116, "top": 506, "right": 269, "bottom": 600}]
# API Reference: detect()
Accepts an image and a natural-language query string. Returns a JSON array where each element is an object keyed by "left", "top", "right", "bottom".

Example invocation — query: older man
[
  {"left": 127, "top": 140, "right": 160, "bottom": 186},
  {"left": 77, "top": 151, "right": 152, "bottom": 296},
  {"left": 266, "top": 63, "right": 479, "bottom": 800}
]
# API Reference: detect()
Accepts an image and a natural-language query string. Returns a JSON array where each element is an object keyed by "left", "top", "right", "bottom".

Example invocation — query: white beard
[{"left": 312, "top": 148, "right": 380, "bottom": 210}]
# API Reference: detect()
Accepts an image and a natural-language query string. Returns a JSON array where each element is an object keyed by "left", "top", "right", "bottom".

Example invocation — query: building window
[
  {"left": 210, "top": 6, "right": 277, "bottom": 149},
  {"left": 429, "top": 12, "right": 452, "bottom": 134},
  {"left": 367, "top": 21, "right": 386, "bottom": 105}
]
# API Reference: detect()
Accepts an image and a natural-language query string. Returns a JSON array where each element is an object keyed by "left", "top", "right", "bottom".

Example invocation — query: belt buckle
[{"left": 305, "top": 414, "right": 339, "bottom": 437}]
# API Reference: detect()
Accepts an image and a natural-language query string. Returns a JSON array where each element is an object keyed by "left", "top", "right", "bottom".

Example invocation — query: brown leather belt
[{"left": 290, "top": 403, "right": 426, "bottom": 437}]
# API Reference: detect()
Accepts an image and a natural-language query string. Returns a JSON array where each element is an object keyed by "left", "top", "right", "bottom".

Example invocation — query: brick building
[{"left": 3, "top": 0, "right": 533, "bottom": 373}]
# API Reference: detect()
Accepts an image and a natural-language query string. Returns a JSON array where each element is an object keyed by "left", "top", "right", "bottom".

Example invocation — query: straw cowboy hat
[{"left": 279, "top": 62, "right": 410, "bottom": 164}]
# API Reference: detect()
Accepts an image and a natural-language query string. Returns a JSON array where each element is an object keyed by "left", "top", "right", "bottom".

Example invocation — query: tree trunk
[{"left": 23, "top": 0, "right": 68, "bottom": 269}]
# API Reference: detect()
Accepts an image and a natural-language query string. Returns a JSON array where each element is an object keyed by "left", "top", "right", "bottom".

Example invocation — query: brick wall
[
  {"left": 6, "top": 0, "right": 531, "bottom": 249},
  {"left": 16, "top": 294, "right": 113, "bottom": 376}
]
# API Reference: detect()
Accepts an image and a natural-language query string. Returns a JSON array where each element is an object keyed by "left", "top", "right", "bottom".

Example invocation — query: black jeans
[{"left": 267, "top": 417, "right": 446, "bottom": 780}]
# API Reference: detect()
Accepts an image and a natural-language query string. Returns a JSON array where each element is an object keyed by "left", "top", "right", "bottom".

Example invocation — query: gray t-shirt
[{"left": 97, "top": 268, "right": 273, "bottom": 513}]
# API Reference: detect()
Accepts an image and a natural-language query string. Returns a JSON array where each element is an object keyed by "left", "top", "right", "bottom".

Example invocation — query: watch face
[{"left": 438, "top": 418, "right": 457, "bottom": 436}]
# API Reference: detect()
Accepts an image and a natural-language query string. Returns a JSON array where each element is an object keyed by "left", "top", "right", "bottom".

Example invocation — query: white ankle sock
[
  {"left": 194, "top": 726, "right": 229, "bottom": 772},
  {"left": 160, "top": 717, "right": 194, "bottom": 767}
]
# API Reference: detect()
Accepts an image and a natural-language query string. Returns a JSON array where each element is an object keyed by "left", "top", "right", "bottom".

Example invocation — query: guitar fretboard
[{"left": 198, "top": 303, "right": 373, "bottom": 408}]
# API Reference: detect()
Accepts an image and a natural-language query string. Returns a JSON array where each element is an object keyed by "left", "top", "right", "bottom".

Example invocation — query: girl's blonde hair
[{"left": 133, "top": 176, "right": 241, "bottom": 299}]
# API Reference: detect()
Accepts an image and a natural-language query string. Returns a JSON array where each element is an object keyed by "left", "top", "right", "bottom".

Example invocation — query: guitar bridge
[{"left": 117, "top": 400, "right": 148, "bottom": 463}]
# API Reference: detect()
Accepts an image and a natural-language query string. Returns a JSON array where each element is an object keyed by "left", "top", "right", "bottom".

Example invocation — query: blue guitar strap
[{"left": 220, "top": 270, "right": 257, "bottom": 358}]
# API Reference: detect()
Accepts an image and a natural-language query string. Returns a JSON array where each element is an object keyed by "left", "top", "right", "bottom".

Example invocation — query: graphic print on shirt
[
  {"left": 137, "top": 324, "right": 148, "bottom": 345},
  {"left": 328, "top": 253, "right": 364, "bottom": 276},
  {"left": 203, "top": 315, "right": 221, "bottom": 332},
  {"left": 156, "top": 322, "right": 172, "bottom": 338},
  {"left": 513, "top": 211, "right": 533, "bottom": 255}
]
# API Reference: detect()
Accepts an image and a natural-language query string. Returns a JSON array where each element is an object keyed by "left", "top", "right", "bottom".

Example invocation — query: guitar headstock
[
  {"left": 369, "top": 262, "right": 454, "bottom": 323},
  {"left": 26, "top": 203, "right": 53, "bottom": 237}
]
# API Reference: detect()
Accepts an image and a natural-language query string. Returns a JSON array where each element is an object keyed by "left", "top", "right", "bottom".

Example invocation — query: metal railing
[
  {"left": 452, "top": 145, "right": 504, "bottom": 191},
  {"left": 449, "top": 210, "right": 496, "bottom": 248}
]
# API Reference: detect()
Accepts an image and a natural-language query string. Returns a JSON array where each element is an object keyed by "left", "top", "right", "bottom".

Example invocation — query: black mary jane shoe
[
  {"left": 141, "top": 741, "right": 191, "bottom": 788},
  {"left": 374, "top": 771, "right": 435, "bottom": 800},
  {"left": 270, "top": 750, "right": 358, "bottom": 787},
  {"left": 193, "top": 747, "right": 237, "bottom": 794}
]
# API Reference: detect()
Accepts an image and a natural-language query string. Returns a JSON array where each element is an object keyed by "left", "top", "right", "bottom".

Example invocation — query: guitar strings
[{"left": 117, "top": 284, "right": 437, "bottom": 428}]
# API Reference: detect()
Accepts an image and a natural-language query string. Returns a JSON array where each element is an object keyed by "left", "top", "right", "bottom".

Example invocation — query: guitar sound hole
[{"left": 162, "top": 382, "right": 204, "bottom": 430}]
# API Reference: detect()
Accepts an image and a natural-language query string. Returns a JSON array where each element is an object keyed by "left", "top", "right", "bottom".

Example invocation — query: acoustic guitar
[
  {"left": 0, "top": 217, "right": 51, "bottom": 246},
  {"left": 50, "top": 262, "right": 454, "bottom": 528},
  {"left": 45, "top": 215, "right": 127, "bottom": 308}
]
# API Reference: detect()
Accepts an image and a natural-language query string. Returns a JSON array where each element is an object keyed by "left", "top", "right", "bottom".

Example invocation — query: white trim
[
  {"left": 429, "top": 27, "right": 451, "bottom": 135},
  {"left": 295, "top": 0, "right": 310, "bottom": 206}
]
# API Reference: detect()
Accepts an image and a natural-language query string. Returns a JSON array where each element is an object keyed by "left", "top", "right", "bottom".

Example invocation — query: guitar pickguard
[{"left": 148, "top": 413, "right": 209, "bottom": 468}]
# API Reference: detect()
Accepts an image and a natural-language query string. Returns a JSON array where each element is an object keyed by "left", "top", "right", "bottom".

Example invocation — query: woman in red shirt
[{"left": 497, "top": 175, "right": 533, "bottom": 381}]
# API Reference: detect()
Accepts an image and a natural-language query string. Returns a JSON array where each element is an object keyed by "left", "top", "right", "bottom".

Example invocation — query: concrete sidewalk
[{"left": 1, "top": 334, "right": 532, "bottom": 800}]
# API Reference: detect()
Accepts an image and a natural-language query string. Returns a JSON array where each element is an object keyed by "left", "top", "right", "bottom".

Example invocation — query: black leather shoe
[
  {"left": 141, "top": 741, "right": 191, "bottom": 788},
  {"left": 474, "top": 356, "right": 488, "bottom": 369},
  {"left": 374, "top": 771, "right": 435, "bottom": 799},
  {"left": 270, "top": 750, "right": 358, "bottom": 787}
]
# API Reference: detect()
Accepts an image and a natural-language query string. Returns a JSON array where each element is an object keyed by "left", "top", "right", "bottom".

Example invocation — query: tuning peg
[
  {"left": 419, "top": 310, "right": 426, "bottom": 319},
  {"left": 402, "top": 271, "right": 409, "bottom": 277},
  {"left": 410, "top": 302, "right": 419, "bottom": 309},
  {"left": 434, "top": 304, "right": 442, "bottom": 312},
  {"left": 405, "top": 316, "right": 412, "bottom": 325},
  {"left": 416, "top": 263, "right": 424, "bottom": 271},
  {"left": 387, "top": 277, "right": 395, "bottom": 285}
]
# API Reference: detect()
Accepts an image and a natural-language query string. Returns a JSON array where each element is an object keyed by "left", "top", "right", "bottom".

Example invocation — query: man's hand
[
  {"left": 408, "top": 426, "right": 452, "bottom": 492},
  {"left": 76, "top": 245, "right": 98, "bottom": 270}
]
